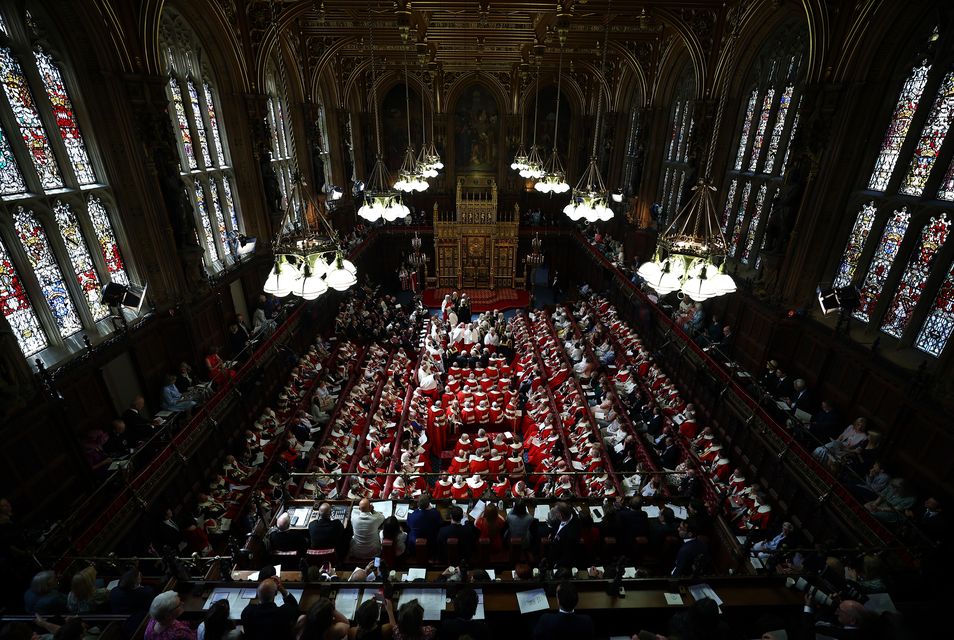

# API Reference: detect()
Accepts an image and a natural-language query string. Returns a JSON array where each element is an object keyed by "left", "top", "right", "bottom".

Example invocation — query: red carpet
[{"left": 423, "top": 288, "right": 530, "bottom": 312}]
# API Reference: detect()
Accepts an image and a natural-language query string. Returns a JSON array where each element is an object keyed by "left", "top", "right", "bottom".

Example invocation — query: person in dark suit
[
  {"left": 307, "top": 502, "right": 346, "bottom": 555},
  {"left": 532, "top": 581, "right": 594, "bottom": 640},
  {"left": 660, "top": 437, "right": 682, "bottom": 469},
  {"left": 104, "top": 419, "right": 134, "bottom": 457},
  {"left": 268, "top": 513, "right": 305, "bottom": 553},
  {"left": 790, "top": 379, "right": 814, "bottom": 414},
  {"left": 774, "top": 368, "right": 795, "bottom": 400},
  {"left": 407, "top": 496, "right": 444, "bottom": 547},
  {"left": 802, "top": 598, "right": 875, "bottom": 640},
  {"left": 108, "top": 568, "right": 154, "bottom": 615},
  {"left": 645, "top": 407, "right": 665, "bottom": 437},
  {"left": 439, "top": 587, "right": 488, "bottom": 640},
  {"left": 548, "top": 502, "right": 582, "bottom": 568},
  {"left": 122, "top": 396, "right": 161, "bottom": 442},
  {"left": 672, "top": 520, "right": 709, "bottom": 576},
  {"left": 240, "top": 577, "right": 299, "bottom": 640},
  {"left": 617, "top": 496, "right": 650, "bottom": 549},
  {"left": 436, "top": 506, "right": 476, "bottom": 561}
]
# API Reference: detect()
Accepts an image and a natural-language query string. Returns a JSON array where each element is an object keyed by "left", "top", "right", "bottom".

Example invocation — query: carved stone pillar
[
  {"left": 127, "top": 74, "right": 208, "bottom": 300},
  {"left": 245, "top": 94, "right": 284, "bottom": 238}
]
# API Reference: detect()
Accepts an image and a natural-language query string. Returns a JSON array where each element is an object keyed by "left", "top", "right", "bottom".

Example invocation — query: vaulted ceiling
[{"left": 252, "top": 0, "right": 739, "bottom": 111}]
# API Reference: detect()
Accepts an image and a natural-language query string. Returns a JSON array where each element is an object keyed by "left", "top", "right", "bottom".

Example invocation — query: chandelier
[
  {"left": 416, "top": 55, "right": 443, "bottom": 178},
  {"left": 637, "top": 180, "right": 736, "bottom": 301},
  {"left": 564, "top": 0, "right": 613, "bottom": 222},
  {"left": 408, "top": 231, "right": 430, "bottom": 267},
  {"left": 393, "top": 38, "right": 428, "bottom": 193},
  {"left": 519, "top": 55, "right": 546, "bottom": 179},
  {"left": 525, "top": 233, "right": 545, "bottom": 268},
  {"left": 511, "top": 65, "right": 530, "bottom": 172},
  {"left": 263, "top": 0, "right": 356, "bottom": 298},
  {"left": 535, "top": 44, "right": 569, "bottom": 194},
  {"left": 637, "top": 5, "right": 743, "bottom": 302},
  {"left": 264, "top": 177, "right": 358, "bottom": 298},
  {"left": 358, "top": 26, "right": 409, "bottom": 222}
]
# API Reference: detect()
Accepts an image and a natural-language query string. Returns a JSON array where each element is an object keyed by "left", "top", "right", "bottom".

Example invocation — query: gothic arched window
[
  {"left": 722, "top": 25, "right": 806, "bottom": 269},
  {"left": 657, "top": 67, "right": 694, "bottom": 228},
  {"left": 159, "top": 11, "right": 242, "bottom": 271},
  {"left": 829, "top": 25, "right": 954, "bottom": 358},
  {"left": 264, "top": 65, "right": 300, "bottom": 220},
  {"left": 0, "top": 7, "right": 132, "bottom": 360}
]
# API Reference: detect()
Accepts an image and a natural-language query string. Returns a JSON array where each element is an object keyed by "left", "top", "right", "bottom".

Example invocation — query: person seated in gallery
[{"left": 204, "top": 346, "right": 237, "bottom": 388}]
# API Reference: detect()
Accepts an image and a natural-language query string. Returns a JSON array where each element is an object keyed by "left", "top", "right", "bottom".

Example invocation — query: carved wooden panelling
[{"left": 60, "top": 374, "right": 112, "bottom": 436}]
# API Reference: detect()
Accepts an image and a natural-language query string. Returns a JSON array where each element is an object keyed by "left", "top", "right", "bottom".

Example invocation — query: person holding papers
[
  {"left": 532, "top": 582, "right": 594, "bottom": 640},
  {"left": 240, "top": 577, "right": 299, "bottom": 640}
]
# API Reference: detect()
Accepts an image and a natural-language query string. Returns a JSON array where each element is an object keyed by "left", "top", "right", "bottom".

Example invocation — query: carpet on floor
[{"left": 422, "top": 288, "right": 531, "bottom": 312}]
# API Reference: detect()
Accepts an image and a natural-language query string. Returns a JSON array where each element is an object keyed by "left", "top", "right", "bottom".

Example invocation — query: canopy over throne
[{"left": 433, "top": 177, "right": 519, "bottom": 290}]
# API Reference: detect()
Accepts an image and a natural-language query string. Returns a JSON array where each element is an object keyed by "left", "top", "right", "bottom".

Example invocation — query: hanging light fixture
[
  {"left": 638, "top": 7, "right": 741, "bottom": 302},
  {"left": 511, "top": 65, "right": 530, "bottom": 172},
  {"left": 416, "top": 51, "right": 443, "bottom": 178},
  {"left": 394, "top": 37, "right": 428, "bottom": 193},
  {"left": 520, "top": 53, "right": 546, "bottom": 180},
  {"left": 357, "top": 26, "right": 408, "bottom": 222},
  {"left": 262, "top": 0, "right": 356, "bottom": 298},
  {"left": 564, "top": 0, "right": 614, "bottom": 223},
  {"left": 535, "top": 43, "right": 569, "bottom": 194}
]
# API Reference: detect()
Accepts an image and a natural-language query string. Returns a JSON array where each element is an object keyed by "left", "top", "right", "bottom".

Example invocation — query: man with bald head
[
  {"left": 804, "top": 596, "right": 873, "bottom": 639},
  {"left": 241, "top": 576, "right": 299, "bottom": 640},
  {"left": 350, "top": 498, "right": 385, "bottom": 560},
  {"left": 308, "top": 501, "right": 347, "bottom": 557},
  {"left": 267, "top": 512, "right": 305, "bottom": 553}
]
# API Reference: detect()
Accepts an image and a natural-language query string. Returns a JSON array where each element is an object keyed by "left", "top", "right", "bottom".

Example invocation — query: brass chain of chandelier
[
  {"left": 519, "top": 52, "right": 546, "bottom": 179},
  {"left": 535, "top": 41, "right": 569, "bottom": 194},
  {"left": 394, "top": 35, "right": 428, "bottom": 193},
  {"left": 263, "top": 0, "right": 356, "bottom": 299},
  {"left": 637, "top": 2, "right": 750, "bottom": 301},
  {"left": 357, "top": 23, "right": 409, "bottom": 223},
  {"left": 564, "top": 0, "right": 614, "bottom": 222}
]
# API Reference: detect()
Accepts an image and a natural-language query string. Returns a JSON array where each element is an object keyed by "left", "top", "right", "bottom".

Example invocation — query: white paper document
[
  {"left": 335, "top": 588, "right": 361, "bottom": 620},
  {"left": 473, "top": 589, "right": 486, "bottom": 620},
  {"left": 688, "top": 583, "right": 724, "bottom": 607},
  {"left": 589, "top": 506, "right": 605, "bottom": 523},
  {"left": 398, "top": 588, "right": 445, "bottom": 620},
  {"left": 664, "top": 592, "right": 684, "bottom": 606},
  {"left": 469, "top": 500, "right": 487, "bottom": 520},
  {"left": 403, "top": 568, "right": 427, "bottom": 582},
  {"left": 516, "top": 588, "right": 549, "bottom": 614},
  {"left": 534, "top": 504, "right": 551, "bottom": 521},
  {"left": 373, "top": 501, "right": 394, "bottom": 518}
]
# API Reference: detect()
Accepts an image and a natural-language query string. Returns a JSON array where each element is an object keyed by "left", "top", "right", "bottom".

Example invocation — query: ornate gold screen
[{"left": 433, "top": 177, "right": 519, "bottom": 290}]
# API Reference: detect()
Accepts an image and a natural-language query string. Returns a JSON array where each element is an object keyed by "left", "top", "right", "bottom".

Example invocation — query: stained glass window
[
  {"left": 208, "top": 179, "right": 228, "bottom": 248},
  {"left": 0, "top": 241, "right": 47, "bottom": 355},
  {"left": 763, "top": 85, "right": 794, "bottom": 174},
  {"left": 832, "top": 202, "right": 878, "bottom": 288},
  {"left": 33, "top": 47, "right": 96, "bottom": 185},
  {"left": 868, "top": 62, "right": 931, "bottom": 191},
  {"left": 0, "top": 126, "right": 26, "bottom": 194},
  {"left": 87, "top": 195, "right": 128, "bottom": 285},
  {"left": 755, "top": 200, "right": 777, "bottom": 270},
  {"left": 881, "top": 214, "right": 950, "bottom": 337},
  {"left": 169, "top": 77, "right": 196, "bottom": 170},
  {"left": 900, "top": 71, "right": 954, "bottom": 196},
  {"left": 52, "top": 200, "right": 107, "bottom": 321},
  {"left": 853, "top": 208, "right": 911, "bottom": 322},
  {"left": 939, "top": 157, "right": 954, "bottom": 201},
  {"left": 12, "top": 207, "right": 81, "bottom": 337},
  {"left": 204, "top": 83, "right": 225, "bottom": 166},
  {"left": 781, "top": 97, "right": 802, "bottom": 170},
  {"left": 194, "top": 181, "right": 218, "bottom": 261},
  {"left": 741, "top": 184, "right": 768, "bottom": 263},
  {"left": 187, "top": 80, "right": 213, "bottom": 168},
  {"left": 0, "top": 47, "right": 63, "bottom": 189},
  {"left": 748, "top": 89, "right": 776, "bottom": 172},
  {"left": 735, "top": 89, "right": 758, "bottom": 170},
  {"left": 916, "top": 262, "right": 954, "bottom": 356},
  {"left": 721, "top": 179, "right": 738, "bottom": 233},
  {"left": 728, "top": 182, "right": 751, "bottom": 254},
  {"left": 221, "top": 177, "right": 239, "bottom": 232}
]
